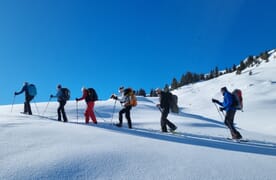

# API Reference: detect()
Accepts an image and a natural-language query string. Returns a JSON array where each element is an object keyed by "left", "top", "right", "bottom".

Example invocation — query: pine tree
[
  {"left": 246, "top": 56, "right": 254, "bottom": 67},
  {"left": 192, "top": 73, "right": 200, "bottom": 83},
  {"left": 232, "top": 64, "right": 236, "bottom": 72},
  {"left": 209, "top": 70, "right": 214, "bottom": 79},
  {"left": 150, "top": 89, "right": 158, "bottom": 97},
  {"left": 200, "top": 74, "right": 205, "bottom": 81},
  {"left": 164, "top": 84, "right": 169, "bottom": 92},
  {"left": 138, "top": 88, "right": 146, "bottom": 97},
  {"left": 215, "top": 66, "right": 219, "bottom": 77},
  {"left": 260, "top": 51, "right": 269, "bottom": 61},
  {"left": 171, "top": 78, "right": 178, "bottom": 90},
  {"left": 179, "top": 74, "right": 186, "bottom": 86},
  {"left": 239, "top": 60, "right": 246, "bottom": 72}
]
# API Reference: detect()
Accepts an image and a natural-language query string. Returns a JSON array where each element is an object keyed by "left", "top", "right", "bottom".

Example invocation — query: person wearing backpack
[
  {"left": 14, "top": 82, "right": 36, "bottom": 115},
  {"left": 212, "top": 87, "right": 242, "bottom": 140},
  {"left": 110, "top": 86, "right": 133, "bottom": 129},
  {"left": 155, "top": 88, "right": 177, "bottom": 133},
  {"left": 75, "top": 87, "right": 98, "bottom": 124},
  {"left": 50, "top": 84, "right": 68, "bottom": 122}
]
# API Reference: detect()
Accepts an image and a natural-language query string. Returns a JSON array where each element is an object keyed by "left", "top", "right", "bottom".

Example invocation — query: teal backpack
[{"left": 27, "top": 84, "right": 37, "bottom": 97}]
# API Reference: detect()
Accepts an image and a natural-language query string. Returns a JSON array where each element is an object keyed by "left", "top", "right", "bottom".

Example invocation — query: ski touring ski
[{"left": 227, "top": 137, "right": 249, "bottom": 143}]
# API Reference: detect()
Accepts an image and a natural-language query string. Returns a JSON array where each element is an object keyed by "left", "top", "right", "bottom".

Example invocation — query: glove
[
  {"left": 14, "top": 92, "right": 17, "bottom": 96},
  {"left": 110, "top": 94, "right": 118, "bottom": 100},
  {"left": 212, "top": 98, "right": 219, "bottom": 104},
  {"left": 219, "top": 107, "right": 225, "bottom": 111},
  {"left": 75, "top": 98, "right": 79, "bottom": 101},
  {"left": 50, "top": 95, "right": 54, "bottom": 98}
]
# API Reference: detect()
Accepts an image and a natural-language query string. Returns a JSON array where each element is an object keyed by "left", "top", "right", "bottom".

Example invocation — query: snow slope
[
  {"left": 175, "top": 52, "right": 276, "bottom": 136},
  {"left": 1, "top": 52, "right": 276, "bottom": 180}
]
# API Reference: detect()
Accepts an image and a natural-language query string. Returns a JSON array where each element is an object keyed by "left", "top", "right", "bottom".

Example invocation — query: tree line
[{"left": 134, "top": 49, "right": 274, "bottom": 97}]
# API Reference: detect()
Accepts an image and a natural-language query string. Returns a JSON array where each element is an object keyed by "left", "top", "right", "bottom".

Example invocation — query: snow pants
[
  {"left": 225, "top": 110, "right": 242, "bottom": 139},
  {"left": 58, "top": 100, "right": 68, "bottom": 122},
  {"left": 118, "top": 106, "right": 132, "bottom": 128},
  {"left": 160, "top": 108, "right": 177, "bottom": 132},
  {"left": 24, "top": 95, "right": 34, "bottom": 115},
  {"left": 85, "top": 101, "right": 97, "bottom": 124}
]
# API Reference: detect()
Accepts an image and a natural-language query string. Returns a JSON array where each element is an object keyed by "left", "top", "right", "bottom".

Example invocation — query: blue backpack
[{"left": 27, "top": 84, "right": 37, "bottom": 97}]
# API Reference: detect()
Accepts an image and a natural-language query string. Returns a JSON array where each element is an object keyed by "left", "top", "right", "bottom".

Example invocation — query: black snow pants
[
  {"left": 58, "top": 100, "right": 68, "bottom": 122},
  {"left": 160, "top": 108, "right": 177, "bottom": 132},
  {"left": 225, "top": 110, "right": 242, "bottom": 139},
  {"left": 24, "top": 95, "right": 34, "bottom": 115},
  {"left": 118, "top": 106, "right": 132, "bottom": 128}
]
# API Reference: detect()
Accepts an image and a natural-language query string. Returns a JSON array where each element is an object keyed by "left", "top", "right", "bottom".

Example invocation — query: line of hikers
[
  {"left": 14, "top": 82, "right": 98, "bottom": 124},
  {"left": 14, "top": 82, "right": 243, "bottom": 140}
]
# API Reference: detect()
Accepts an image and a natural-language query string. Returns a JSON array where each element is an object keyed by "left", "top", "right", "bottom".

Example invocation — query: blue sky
[{"left": 1, "top": 0, "right": 276, "bottom": 105}]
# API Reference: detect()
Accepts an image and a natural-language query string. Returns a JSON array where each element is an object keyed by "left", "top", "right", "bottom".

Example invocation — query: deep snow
[{"left": 1, "top": 52, "right": 276, "bottom": 180}]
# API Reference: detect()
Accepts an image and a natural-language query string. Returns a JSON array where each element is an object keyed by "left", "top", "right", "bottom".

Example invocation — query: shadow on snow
[{"left": 78, "top": 122, "right": 276, "bottom": 157}]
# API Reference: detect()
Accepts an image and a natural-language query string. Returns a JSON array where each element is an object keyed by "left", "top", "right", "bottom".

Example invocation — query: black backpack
[
  {"left": 123, "top": 88, "right": 133, "bottom": 96},
  {"left": 170, "top": 93, "right": 179, "bottom": 113},
  {"left": 86, "top": 88, "right": 98, "bottom": 101},
  {"left": 60, "top": 88, "right": 70, "bottom": 101}
]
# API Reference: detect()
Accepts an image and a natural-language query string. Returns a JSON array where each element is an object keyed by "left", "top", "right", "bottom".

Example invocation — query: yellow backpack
[
  {"left": 130, "top": 93, "right": 137, "bottom": 107},
  {"left": 124, "top": 88, "right": 137, "bottom": 107}
]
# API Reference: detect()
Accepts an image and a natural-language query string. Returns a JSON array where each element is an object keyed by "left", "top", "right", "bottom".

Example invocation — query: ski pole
[
  {"left": 76, "top": 101, "right": 79, "bottom": 123},
  {"left": 213, "top": 103, "right": 224, "bottom": 121},
  {"left": 157, "top": 105, "right": 163, "bottom": 113},
  {"left": 33, "top": 99, "right": 40, "bottom": 115},
  {"left": 42, "top": 97, "right": 51, "bottom": 116},
  {"left": 111, "top": 100, "right": 117, "bottom": 124},
  {"left": 11, "top": 95, "right": 16, "bottom": 112}
]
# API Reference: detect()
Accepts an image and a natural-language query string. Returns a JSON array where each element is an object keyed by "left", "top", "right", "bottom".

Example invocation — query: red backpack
[{"left": 232, "top": 89, "right": 243, "bottom": 111}]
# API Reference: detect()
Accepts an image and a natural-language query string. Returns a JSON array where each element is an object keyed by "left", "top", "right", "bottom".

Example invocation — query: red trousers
[{"left": 85, "top": 101, "right": 97, "bottom": 123}]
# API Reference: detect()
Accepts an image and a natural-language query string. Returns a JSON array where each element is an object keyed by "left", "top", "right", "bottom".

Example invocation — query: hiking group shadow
[
  {"left": 88, "top": 122, "right": 276, "bottom": 157},
  {"left": 68, "top": 106, "right": 276, "bottom": 157},
  {"left": 177, "top": 110, "right": 226, "bottom": 128},
  {"left": 22, "top": 111, "right": 276, "bottom": 157}
]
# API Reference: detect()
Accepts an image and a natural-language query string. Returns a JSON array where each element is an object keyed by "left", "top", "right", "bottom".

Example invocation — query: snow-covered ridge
[{"left": 173, "top": 50, "right": 276, "bottom": 135}]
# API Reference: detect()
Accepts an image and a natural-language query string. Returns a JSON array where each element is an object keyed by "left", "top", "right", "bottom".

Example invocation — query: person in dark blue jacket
[
  {"left": 14, "top": 82, "right": 34, "bottom": 115},
  {"left": 212, "top": 87, "right": 242, "bottom": 139},
  {"left": 50, "top": 84, "right": 68, "bottom": 122}
]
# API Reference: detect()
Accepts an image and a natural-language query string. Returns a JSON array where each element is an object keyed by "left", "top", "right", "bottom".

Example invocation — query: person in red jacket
[{"left": 76, "top": 87, "right": 97, "bottom": 124}]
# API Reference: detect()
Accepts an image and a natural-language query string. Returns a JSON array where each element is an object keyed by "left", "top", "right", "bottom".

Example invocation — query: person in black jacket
[
  {"left": 14, "top": 82, "right": 34, "bottom": 115},
  {"left": 156, "top": 88, "right": 177, "bottom": 132}
]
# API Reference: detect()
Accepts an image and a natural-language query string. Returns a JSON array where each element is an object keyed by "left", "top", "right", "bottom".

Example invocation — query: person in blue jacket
[
  {"left": 50, "top": 84, "right": 68, "bottom": 122},
  {"left": 14, "top": 82, "right": 34, "bottom": 115},
  {"left": 212, "top": 87, "right": 242, "bottom": 140}
]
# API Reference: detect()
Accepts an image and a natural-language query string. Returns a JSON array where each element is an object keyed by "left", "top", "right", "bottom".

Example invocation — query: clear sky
[{"left": 1, "top": 0, "right": 276, "bottom": 105}]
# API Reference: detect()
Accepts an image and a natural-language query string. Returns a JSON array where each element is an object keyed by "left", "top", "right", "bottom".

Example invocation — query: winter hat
[
  {"left": 221, "top": 87, "right": 227, "bottom": 92},
  {"left": 119, "top": 86, "right": 124, "bottom": 93},
  {"left": 57, "top": 84, "right": 62, "bottom": 89}
]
